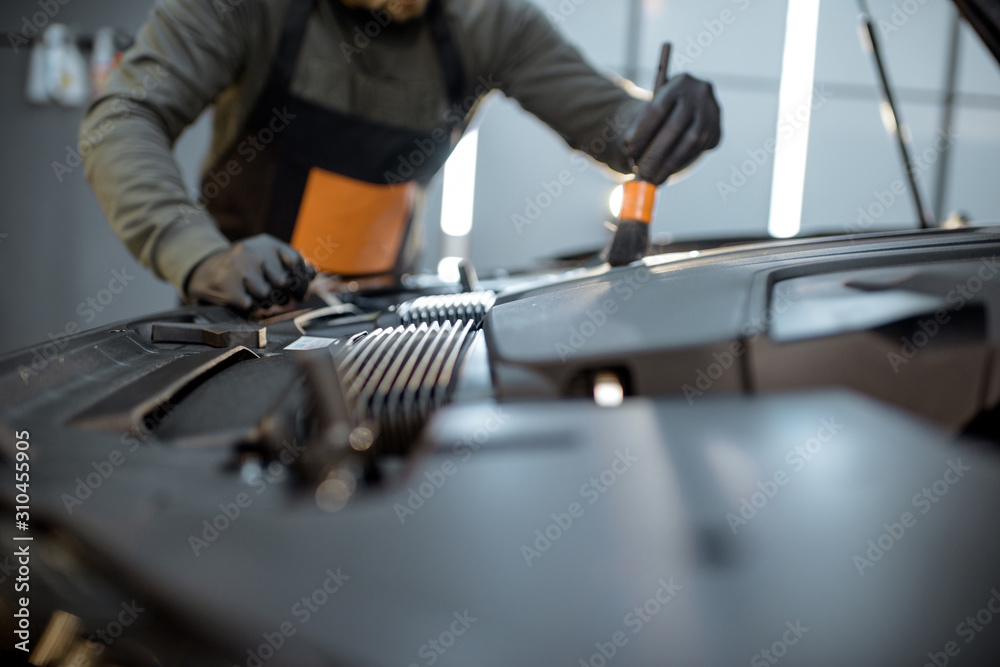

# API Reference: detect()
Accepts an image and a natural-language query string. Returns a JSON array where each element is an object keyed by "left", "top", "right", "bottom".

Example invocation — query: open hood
[{"left": 953, "top": 0, "right": 1000, "bottom": 64}]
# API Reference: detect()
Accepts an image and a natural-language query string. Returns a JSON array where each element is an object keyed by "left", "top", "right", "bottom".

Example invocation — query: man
[{"left": 82, "top": 0, "right": 721, "bottom": 311}]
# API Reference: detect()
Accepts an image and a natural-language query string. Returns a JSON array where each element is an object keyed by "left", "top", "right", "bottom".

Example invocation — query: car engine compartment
[{"left": 3, "top": 227, "right": 1000, "bottom": 666}]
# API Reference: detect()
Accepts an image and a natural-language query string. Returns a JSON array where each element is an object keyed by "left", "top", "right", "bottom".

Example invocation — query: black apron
[{"left": 202, "top": 0, "right": 467, "bottom": 276}]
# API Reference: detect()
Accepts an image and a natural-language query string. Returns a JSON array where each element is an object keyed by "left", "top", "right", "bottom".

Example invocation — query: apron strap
[
  {"left": 426, "top": 0, "right": 467, "bottom": 107},
  {"left": 250, "top": 0, "right": 470, "bottom": 274},
  {"left": 247, "top": 0, "right": 315, "bottom": 135}
]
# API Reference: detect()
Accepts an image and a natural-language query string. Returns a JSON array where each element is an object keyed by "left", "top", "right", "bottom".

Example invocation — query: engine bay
[{"left": 3, "top": 227, "right": 1000, "bottom": 665}]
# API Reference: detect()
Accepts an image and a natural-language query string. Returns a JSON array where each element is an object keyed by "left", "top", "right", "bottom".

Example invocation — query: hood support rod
[{"left": 857, "top": 0, "right": 936, "bottom": 229}]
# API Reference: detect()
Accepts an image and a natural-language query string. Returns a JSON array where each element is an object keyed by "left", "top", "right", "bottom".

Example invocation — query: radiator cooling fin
[
  {"left": 395, "top": 291, "right": 496, "bottom": 326},
  {"left": 334, "top": 319, "right": 477, "bottom": 452}
]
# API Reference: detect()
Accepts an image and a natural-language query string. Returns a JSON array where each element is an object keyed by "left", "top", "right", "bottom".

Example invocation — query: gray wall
[
  {"left": 465, "top": 0, "right": 1000, "bottom": 274},
  {"left": 805, "top": 0, "right": 1000, "bottom": 234},
  {"left": 0, "top": 0, "right": 212, "bottom": 354},
  {"left": 2, "top": 0, "right": 999, "bottom": 354}
]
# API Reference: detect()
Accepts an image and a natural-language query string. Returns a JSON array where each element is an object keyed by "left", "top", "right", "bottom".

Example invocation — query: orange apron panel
[{"left": 290, "top": 167, "right": 416, "bottom": 275}]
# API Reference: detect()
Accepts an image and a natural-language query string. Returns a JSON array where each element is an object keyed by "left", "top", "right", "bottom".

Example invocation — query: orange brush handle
[{"left": 620, "top": 181, "right": 658, "bottom": 224}]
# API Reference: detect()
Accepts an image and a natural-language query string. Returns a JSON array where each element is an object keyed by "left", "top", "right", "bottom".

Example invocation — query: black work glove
[
  {"left": 623, "top": 74, "right": 722, "bottom": 185},
  {"left": 184, "top": 234, "right": 316, "bottom": 311}
]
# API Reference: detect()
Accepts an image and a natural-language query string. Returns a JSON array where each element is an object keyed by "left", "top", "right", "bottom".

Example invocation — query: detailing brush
[{"left": 608, "top": 43, "right": 672, "bottom": 267}]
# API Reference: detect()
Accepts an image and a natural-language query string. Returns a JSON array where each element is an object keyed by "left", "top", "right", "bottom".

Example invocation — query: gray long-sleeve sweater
[{"left": 81, "top": 0, "right": 647, "bottom": 291}]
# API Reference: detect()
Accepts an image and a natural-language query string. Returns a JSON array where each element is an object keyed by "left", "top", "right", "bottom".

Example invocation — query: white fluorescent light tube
[
  {"left": 768, "top": 0, "right": 822, "bottom": 239},
  {"left": 440, "top": 129, "right": 480, "bottom": 238}
]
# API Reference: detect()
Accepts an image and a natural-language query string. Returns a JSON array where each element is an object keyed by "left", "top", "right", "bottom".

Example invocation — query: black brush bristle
[{"left": 607, "top": 219, "right": 650, "bottom": 266}]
